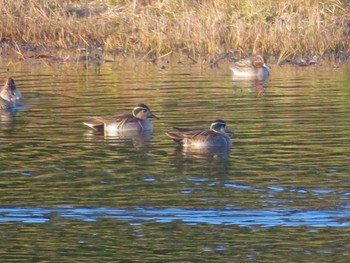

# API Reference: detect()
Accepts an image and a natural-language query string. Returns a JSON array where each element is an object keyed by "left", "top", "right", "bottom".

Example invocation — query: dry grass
[{"left": 0, "top": 0, "right": 349, "bottom": 59}]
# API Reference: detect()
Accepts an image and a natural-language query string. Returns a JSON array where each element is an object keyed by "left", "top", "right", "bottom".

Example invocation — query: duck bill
[
  {"left": 149, "top": 113, "right": 160, "bottom": 120},
  {"left": 225, "top": 129, "right": 234, "bottom": 136}
]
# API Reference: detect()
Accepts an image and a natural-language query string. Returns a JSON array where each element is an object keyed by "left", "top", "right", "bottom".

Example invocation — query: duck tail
[
  {"left": 83, "top": 121, "right": 104, "bottom": 132},
  {"left": 165, "top": 132, "right": 184, "bottom": 144}
]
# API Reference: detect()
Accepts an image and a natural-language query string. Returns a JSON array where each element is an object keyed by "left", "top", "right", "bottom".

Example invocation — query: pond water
[{"left": 0, "top": 56, "right": 350, "bottom": 262}]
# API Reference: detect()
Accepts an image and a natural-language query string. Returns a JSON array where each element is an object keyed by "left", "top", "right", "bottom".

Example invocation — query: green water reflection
[{"left": 0, "top": 221, "right": 349, "bottom": 262}]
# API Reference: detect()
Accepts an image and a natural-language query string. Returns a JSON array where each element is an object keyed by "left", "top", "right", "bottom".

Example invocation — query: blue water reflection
[{"left": 0, "top": 206, "right": 349, "bottom": 227}]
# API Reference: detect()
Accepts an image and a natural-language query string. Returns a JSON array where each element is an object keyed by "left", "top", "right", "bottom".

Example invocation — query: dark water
[{"left": 0, "top": 57, "right": 349, "bottom": 262}]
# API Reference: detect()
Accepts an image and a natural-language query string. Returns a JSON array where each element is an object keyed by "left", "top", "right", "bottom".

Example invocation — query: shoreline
[
  {"left": 1, "top": 0, "right": 349, "bottom": 64},
  {"left": 1, "top": 42, "right": 349, "bottom": 68}
]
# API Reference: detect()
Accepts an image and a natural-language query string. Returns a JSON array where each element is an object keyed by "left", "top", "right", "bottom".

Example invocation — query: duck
[
  {"left": 0, "top": 77, "right": 23, "bottom": 106},
  {"left": 83, "top": 104, "right": 159, "bottom": 133},
  {"left": 230, "top": 55, "right": 270, "bottom": 80},
  {"left": 166, "top": 119, "right": 233, "bottom": 147},
  {"left": 0, "top": 97, "right": 13, "bottom": 110}
]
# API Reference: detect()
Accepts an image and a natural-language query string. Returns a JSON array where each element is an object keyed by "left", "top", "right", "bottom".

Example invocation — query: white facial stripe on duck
[
  {"left": 210, "top": 120, "right": 226, "bottom": 132},
  {"left": 133, "top": 106, "right": 148, "bottom": 119},
  {"left": 210, "top": 120, "right": 233, "bottom": 135},
  {"left": 133, "top": 104, "right": 159, "bottom": 120}
]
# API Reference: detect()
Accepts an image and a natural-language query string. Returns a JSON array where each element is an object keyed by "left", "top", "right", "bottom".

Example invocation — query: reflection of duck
[
  {"left": 170, "top": 144, "right": 232, "bottom": 180},
  {"left": 230, "top": 55, "right": 270, "bottom": 80},
  {"left": 0, "top": 77, "right": 23, "bottom": 107},
  {"left": 104, "top": 129, "right": 153, "bottom": 149},
  {"left": 84, "top": 129, "right": 153, "bottom": 149},
  {"left": 166, "top": 120, "right": 233, "bottom": 148},
  {"left": 0, "top": 107, "right": 17, "bottom": 125},
  {"left": 232, "top": 77, "right": 269, "bottom": 94},
  {"left": 83, "top": 104, "right": 159, "bottom": 133},
  {"left": 178, "top": 144, "right": 231, "bottom": 159}
]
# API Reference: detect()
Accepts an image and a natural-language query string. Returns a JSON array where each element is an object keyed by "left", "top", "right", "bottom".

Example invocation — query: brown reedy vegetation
[{"left": 0, "top": 0, "right": 349, "bottom": 60}]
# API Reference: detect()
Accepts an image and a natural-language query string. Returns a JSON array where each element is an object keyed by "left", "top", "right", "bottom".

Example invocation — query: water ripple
[{"left": 0, "top": 207, "right": 349, "bottom": 227}]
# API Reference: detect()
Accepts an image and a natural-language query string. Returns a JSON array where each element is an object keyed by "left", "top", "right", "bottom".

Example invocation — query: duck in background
[
  {"left": 166, "top": 119, "right": 233, "bottom": 148},
  {"left": 0, "top": 77, "right": 23, "bottom": 110},
  {"left": 83, "top": 104, "right": 159, "bottom": 133},
  {"left": 230, "top": 55, "right": 270, "bottom": 80}
]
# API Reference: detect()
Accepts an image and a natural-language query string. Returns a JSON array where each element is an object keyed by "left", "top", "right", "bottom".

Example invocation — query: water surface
[{"left": 0, "top": 57, "right": 349, "bottom": 261}]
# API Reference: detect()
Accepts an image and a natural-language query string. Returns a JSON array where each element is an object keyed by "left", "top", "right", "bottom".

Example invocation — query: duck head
[
  {"left": 132, "top": 104, "right": 160, "bottom": 120},
  {"left": 253, "top": 55, "right": 269, "bottom": 70},
  {"left": 210, "top": 119, "right": 233, "bottom": 135}
]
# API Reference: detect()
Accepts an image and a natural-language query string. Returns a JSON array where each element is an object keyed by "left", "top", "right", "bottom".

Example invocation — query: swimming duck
[
  {"left": 166, "top": 119, "right": 233, "bottom": 147},
  {"left": 230, "top": 55, "right": 270, "bottom": 80},
  {"left": 83, "top": 104, "right": 159, "bottom": 132},
  {"left": 0, "top": 97, "right": 13, "bottom": 110},
  {"left": 0, "top": 77, "right": 23, "bottom": 106}
]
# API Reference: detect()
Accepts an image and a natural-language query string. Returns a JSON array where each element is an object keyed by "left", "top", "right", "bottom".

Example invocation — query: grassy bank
[{"left": 0, "top": 0, "right": 349, "bottom": 60}]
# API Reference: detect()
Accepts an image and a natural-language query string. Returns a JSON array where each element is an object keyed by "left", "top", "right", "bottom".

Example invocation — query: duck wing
[
  {"left": 83, "top": 114, "right": 138, "bottom": 131},
  {"left": 166, "top": 129, "right": 218, "bottom": 144},
  {"left": 234, "top": 58, "right": 253, "bottom": 68},
  {"left": 93, "top": 114, "right": 137, "bottom": 124}
]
